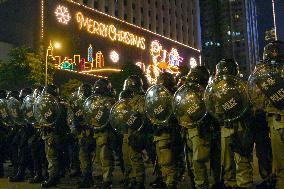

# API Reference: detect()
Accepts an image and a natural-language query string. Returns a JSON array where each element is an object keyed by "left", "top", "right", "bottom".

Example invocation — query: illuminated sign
[
  {"left": 75, "top": 12, "right": 146, "bottom": 50},
  {"left": 54, "top": 5, "right": 71, "bottom": 24},
  {"left": 147, "top": 40, "right": 182, "bottom": 84}
]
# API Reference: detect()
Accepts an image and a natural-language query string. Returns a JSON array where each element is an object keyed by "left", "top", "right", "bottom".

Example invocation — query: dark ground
[{"left": 0, "top": 150, "right": 262, "bottom": 189}]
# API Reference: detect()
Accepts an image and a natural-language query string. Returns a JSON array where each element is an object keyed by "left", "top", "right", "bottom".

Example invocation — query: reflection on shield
[
  {"left": 0, "top": 98, "right": 12, "bottom": 126},
  {"left": 33, "top": 94, "right": 60, "bottom": 127},
  {"left": 145, "top": 84, "right": 173, "bottom": 126},
  {"left": 83, "top": 95, "right": 115, "bottom": 129},
  {"left": 248, "top": 63, "right": 284, "bottom": 110},
  {"left": 7, "top": 97, "right": 25, "bottom": 125},
  {"left": 69, "top": 92, "right": 86, "bottom": 125},
  {"left": 204, "top": 75, "right": 249, "bottom": 122},
  {"left": 109, "top": 99, "right": 144, "bottom": 135},
  {"left": 173, "top": 83, "right": 207, "bottom": 127},
  {"left": 22, "top": 95, "right": 37, "bottom": 125}
]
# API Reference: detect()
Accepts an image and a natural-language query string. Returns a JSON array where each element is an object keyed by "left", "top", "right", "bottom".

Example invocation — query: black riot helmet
[
  {"left": 19, "top": 88, "right": 33, "bottom": 100},
  {"left": 93, "top": 79, "right": 111, "bottom": 95},
  {"left": 7, "top": 90, "right": 20, "bottom": 100},
  {"left": 79, "top": 83, "right": 92, "bottom": 98},
  {"left": 123, "top": 75, "right": 144, "bottom": 93},
  {"left": 44, "top": 84, "right": 59, "bottom": 97},
  {"left": 157, "top": 72, "right": 176, "bottom": 93},
  {"left": 263, "top": 40, "right": 284, "bottom": 63},
  {"left": 215, "top": 59, "right": 239, "bottom": 77},
  {"left": 118, "top": 89, "right": 134, "bottom": 100},
  {"left": 186, "top": 66, "right": 210, "bottom": 87},
  {"left": 0, "top": 90, "right": 7, "bottom": 99}
]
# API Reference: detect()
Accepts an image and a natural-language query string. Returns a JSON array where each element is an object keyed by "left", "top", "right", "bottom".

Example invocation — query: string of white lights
[{"left": 67, "top": 0, "right": 200, "bottom": 52}]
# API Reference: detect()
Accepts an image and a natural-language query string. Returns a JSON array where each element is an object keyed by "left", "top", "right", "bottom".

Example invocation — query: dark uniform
[
  {"left": 214, "top": 59, "right": 254, "bottom": 188},
  {"left": 79, "top": 80, "right": 115, "bottom": 189},
  {"left": 119, "top": 76, "right": 147, "bottom": 189},
  {"left": 262, "top": 41, "right": 284, "bottom": 189},
  {"left": 40, "top": 84, "right": 70, "bottom": 188}
]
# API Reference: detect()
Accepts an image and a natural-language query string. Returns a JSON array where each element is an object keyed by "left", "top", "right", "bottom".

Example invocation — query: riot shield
[
  {"left": 173, "top": 83, "right": 207, "bottom": 127},
  {"left": 21, "top": 95, "right": 37, "bottom": 125},
  {"left": 145, "top": 84, "right": 173, "bottom": 126},
  {"left": 69, "top": 91, "right": 86, "bottom": 125},
  {"left": 33, "top": 93, "right": 60, "bottom": 127},
  {"left": 0, "top": 98, "right": 11, "bottom": 126},
  {"left": 109, "top": 99, "right": 144, "bottom": 135},
  {"left": 204, "top": 75, "right": 249, "bottom": 122},
  {"left": 7, "top": 97, "right": 25, "bottom": 125},
  {"left": 83, "top": 95, "right": 115, "bottom": 129},
  {"left": 248, "top": 63, "right": 284, "bottom": 110}
]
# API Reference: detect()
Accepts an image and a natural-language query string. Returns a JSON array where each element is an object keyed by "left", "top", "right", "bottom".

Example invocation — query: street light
[
  {"left": 45, "top": 41, "right": 61, "bottom": 86},
  {"left": 272, "top": 0, "right": 278, "bottom": 40}
]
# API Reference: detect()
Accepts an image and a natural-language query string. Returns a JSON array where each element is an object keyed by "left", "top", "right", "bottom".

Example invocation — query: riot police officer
[
  {"left": 147, "top": 72, "right": 180, "bottom": 189},
  {"left": 0, "top": 89, "right": 8, "bottom": 178},
  {"left": 28, "top": 86, "right": 47, "bottom": 183},
  {"left": 208, "top": 59, "right": 254, "bottom": 188},
  {"left": 76, "top": 83, "right": 96, "bottom": 188},
  {"left": 40, "top": 84, "right": 70, "bottom": 188},
  {"left": 9, "top": 88, "right": 35, "bottom": 182},
  {"left": 262, "top": 41, "right": 284, "bottom": 188},
  {"left": 181, "top": 66, "right": 215, "bottom": 189},
  {"left": 79, "top": 79, "right": 115, "bottom": 189},
  {"left": 120, "top": 75, "right": 146, "bottom": 189}
]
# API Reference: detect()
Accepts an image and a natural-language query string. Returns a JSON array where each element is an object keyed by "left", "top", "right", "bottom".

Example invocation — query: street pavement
[{"left": 0, "top": 152, "right": 262, "bottom": 189}]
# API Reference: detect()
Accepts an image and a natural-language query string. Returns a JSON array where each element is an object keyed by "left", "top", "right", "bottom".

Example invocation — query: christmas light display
[
  {"left": 110, "top": 50, "right": 119, "bottom": 63},
  {"left": 146, "top": 40, "right": 183, "bottom": 84},
  {"left": 76, "top": 12, "right": 146, "bottom": 50},
  {"left": 189, "top": 57, "right": 197, "bottom": 68},
  {"left": 55, "top": 5, "right": 71, "bottom": 24},
  {"left": 88, "top": 44, "right": 93, "bottom": 62}
]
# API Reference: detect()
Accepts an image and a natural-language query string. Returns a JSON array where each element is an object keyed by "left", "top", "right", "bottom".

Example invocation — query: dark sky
[{"left": 255, "top": 0, "right": 284, "bottom": 56}]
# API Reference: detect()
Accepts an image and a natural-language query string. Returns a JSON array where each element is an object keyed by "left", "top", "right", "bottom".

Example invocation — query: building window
[
  {"left": 132, "top": 3, "right": 135, "bottom": 9},
  {"left": 94, "top": 1, "right": 98, "bottom": 8},
  {"left": 124, "top": 14, "right": 127, "bottom": 20},
  {"left": 155, "top": 1, "right": 158, "bottom": 7},
  {"left": 156, "top": 15, "right": 158, "bottom": 20},
  {"left": 162, "top": 5, "right": 165, "bottom": 10},
  {"left": 124, "top": 0, "right": 127, "bottom": 6},
  {"left": 141, "top": 7, "right": 143, "bottom": 13},
  {"left": 133, "top": 17, "right": 136, "bottom": 24},
  {"left": 149, "top": 11, "right": 151, "bottom": 16},
  {"left": 105, "top": 6, "right": 109, "bottom": 13},
  {"left": 115, "top": 10, "right": 118, "bottom": 17},
  {"left": 141, "top": 21, "right": 144, "bottom": 27},
  {"left": 163, "top": 17, "right": 165, "bottom": 23}
]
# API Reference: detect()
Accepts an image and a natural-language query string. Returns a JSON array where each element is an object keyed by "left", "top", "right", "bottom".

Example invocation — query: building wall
[
  {"left": 73, "top": 0, "right": 201, "bottom": 49},
  {"left": 200, "top": 0, "right": 259, "bottom": 77}
]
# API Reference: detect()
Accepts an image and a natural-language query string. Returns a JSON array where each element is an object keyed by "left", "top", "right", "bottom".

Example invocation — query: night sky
[{"left": 256, "top": 0, "right": 284, "bottom": 56}]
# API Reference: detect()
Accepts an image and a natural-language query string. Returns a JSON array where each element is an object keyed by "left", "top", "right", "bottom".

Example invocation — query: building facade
[
  {"left": 0, "top": 0, "right": 200, "bottom": 82},
  {"left": 73, "top": 0, "right": 201, "bottom": 49},
  {"left": 200, "top": 0, "right": 259, "bottom": 77}
]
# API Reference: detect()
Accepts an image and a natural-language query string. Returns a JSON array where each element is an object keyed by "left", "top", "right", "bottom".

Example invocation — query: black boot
[
  {"left": 100, "top": 181, "right": 112, "bottom": 189},
  {"left": 9, "top": 170, "right": 25, "bottom": 182},
  {"left": 135, "top": 182, "right": 145, "bottom": 189},
  {"left": 29, "top": 173, "right": 44, "bottom": 183},
  {"left": 69, "top": 169, "right": 81, "bottom": 178},
  {"left": 0, "top": 162, "right": 4, "bottom": 178},
  {"left": 78, "top": 176, "right": 94, "bottom": 188},
  {"left": 41, "top": 177, "right": 59, "bottom": 188},
  {"left": 150, "top": 177, "right": 167, "bottom": 188}
]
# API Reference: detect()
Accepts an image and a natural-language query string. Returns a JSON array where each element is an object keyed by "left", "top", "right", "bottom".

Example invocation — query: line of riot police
[{"left": 0, "top": 40, "right": 283, "bottom": 189}]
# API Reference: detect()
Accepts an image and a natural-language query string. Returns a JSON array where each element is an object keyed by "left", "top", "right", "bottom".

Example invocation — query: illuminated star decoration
[
  {"left": 55, "top": 5, "right": 71, "bottom": 24},
  {"left": 110, "top": 50, "right": 119, "bottom": 63}
]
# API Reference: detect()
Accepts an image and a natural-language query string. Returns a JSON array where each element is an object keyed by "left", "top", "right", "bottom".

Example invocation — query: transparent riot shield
[
  {"left": 109, "top": 99, "right": 144, "bottom": 135},
  {"left": 0, "top": 98, "right": 11, "bottom": 126},
  {"left": 145, "top": 84, "right": 173, "bottom": 126},
  {"left": 7, "top": 97, "right": 25, "bottom": 125},
  {"left": 33, "top": 93, "right": 60, "bottom": 127},
  {"left": 204, "top": 75, "right": 249, "bottom": 122},
  {"left": 83, "top": 95, "right": 115, "bottom": 129},
  {"left": 248, "top": 63, "right": 284, "bottom": 110},
  {"left": 173, "top": 83, "right": 207, "bottom": 128},
  {"left": 21, "top": 95, "right": 37, "bottom": 125}
]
